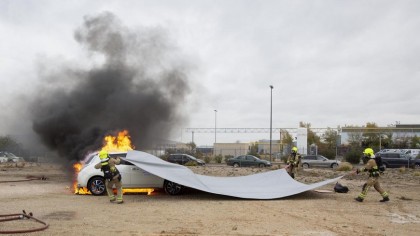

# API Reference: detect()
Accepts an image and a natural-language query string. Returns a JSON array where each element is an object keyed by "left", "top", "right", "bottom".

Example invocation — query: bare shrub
[{"left": 336, "top": 162, "right": 353, "bottom": 171}]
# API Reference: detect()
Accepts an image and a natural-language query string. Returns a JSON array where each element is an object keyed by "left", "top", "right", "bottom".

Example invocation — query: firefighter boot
[
  {"left": 354, "top": 197, "right": 364, "bottom": 202},
  {"left": 380, "top": 196, "right": 390, "bottom": 202},
  {"left": 109, "top": 196, "right": 116, "bottom": 203}
]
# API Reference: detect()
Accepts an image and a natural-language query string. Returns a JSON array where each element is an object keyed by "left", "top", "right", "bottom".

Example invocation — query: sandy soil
[{"left": 1, "top": 162, "right": 419, "bottom": 236}]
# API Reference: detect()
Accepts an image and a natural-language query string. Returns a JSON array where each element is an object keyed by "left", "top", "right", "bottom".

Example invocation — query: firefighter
[
  {"left": 94, "top": 150, "right": 123, "bottom": 204},
  {"left": 286, "top": 147, "right": 301, "bottom": 179},
  {"left": 355, "top": 148, "right": 389, "bottom": 202}
]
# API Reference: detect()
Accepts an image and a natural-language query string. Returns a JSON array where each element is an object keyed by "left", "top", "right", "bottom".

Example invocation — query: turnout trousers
[
  {"left": 358, "top": 176, "right": 389, "bottom": 200},
  {"left": 105, "top": 177, "right": 123, "bottom": 203}
]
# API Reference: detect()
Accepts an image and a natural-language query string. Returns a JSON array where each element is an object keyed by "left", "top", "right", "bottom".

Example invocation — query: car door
[
  {"left": 316, "top": 156, "right": 328, "bottom": 168},
  {"left": 182, "top": 155, "right": 191, "bottom": 165},
  {"left": 384, "top": 153, "right": 406, "bottom": 168},
  {"left": 176, "top": 155, "right": 183, "bottom": 165},
  {"left": 245, "top": 155, "right": 256, "bottom": 167},
  {"left": 303, "top": 155, "right": 316, "bottom": 167},
  {"left": 236, "top": 155, "right": 245, "bottom": 166},
  {"left": 124, "top": 159, "right": 164, "bottom": 187}
]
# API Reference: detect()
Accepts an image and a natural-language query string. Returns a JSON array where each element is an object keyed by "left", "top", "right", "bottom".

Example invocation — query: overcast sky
[{"left": 1, "top": 0, "right": 419, "bottom": 147}]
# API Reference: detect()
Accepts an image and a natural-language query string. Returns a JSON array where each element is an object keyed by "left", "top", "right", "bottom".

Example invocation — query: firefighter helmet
[
  {"left": 363, "top": 148, "right": 374, "bottom": 158},
  {"left": 291, "top": 147, "right": 298, "bottom": 154},
  {"left": 99, "top": 150, "right": 109, "bottom": 160}
]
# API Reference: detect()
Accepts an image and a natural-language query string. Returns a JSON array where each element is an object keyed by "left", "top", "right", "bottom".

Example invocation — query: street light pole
[
  {"left": 269, "top": 85, "right": 274, "bottom": 162},
  {"left": 214, "top": 110, "right": 217, "bottom": 144},
  {"left": 379, "top": 133, "right": 382, "bottom": 151}
]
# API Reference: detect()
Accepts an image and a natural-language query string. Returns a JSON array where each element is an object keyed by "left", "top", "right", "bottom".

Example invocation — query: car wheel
[
  {"left": 233, "top": 163, "right": 240, "bottom": 168},
  {"left": 331, "top": 163, "right": 338, "bottom": 169},
  {"left": 302, "top": 163, "right": 309, "bottom": 169},
  {"left": 259, "top": 163, "right": 265, "bottom": 168},
  {"left": 87, "top": 176, "right": 106, "bottom": 196},
  {"left": 415, "top": 163, "right": 420, "bottom": 169},
  {"left": 164, "top": 180, "right": 183, "bottom": 195}
]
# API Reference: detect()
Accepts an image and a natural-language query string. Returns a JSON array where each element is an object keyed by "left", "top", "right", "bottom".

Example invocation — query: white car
[
  {"left": 76, "top": 152, "right": 183, "bottom": 196},
  {"left": 0, "top": 151, "right": 24, "bottom": 163}
]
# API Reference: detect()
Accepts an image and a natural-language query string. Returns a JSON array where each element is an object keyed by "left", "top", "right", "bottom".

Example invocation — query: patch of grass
[
  {"left": 185, "top": 161, "right": 198, "bottom": 166},
  {"left": 413, "top": 171, "right": 420, "bottom": 177},
  {"left": 271, "top": 164, "right": 283, "bottom": 170},
  {"left": 336, "top": 162, "right": 353, "bottom": 171},
  {"left": 399, "top": 167, "right": 407, "bottom": 173},
  {"left": 214, "top": 155, "right": 223, "bottom": 164}
]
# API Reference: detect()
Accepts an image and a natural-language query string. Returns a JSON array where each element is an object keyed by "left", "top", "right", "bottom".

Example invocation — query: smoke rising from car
[{"left": 30, "top": 12, "right": 191, "bottom": 160}]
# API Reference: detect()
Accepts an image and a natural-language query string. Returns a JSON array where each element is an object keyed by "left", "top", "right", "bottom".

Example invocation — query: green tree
[
  {"left": 362, "top": 122, "right": 379, "bottom": 149},
  {"left": 380, "top": 132, "right": 393, "bottom": 149},
  {"left": 345, "top": 125, "right": 363, "bottom": 147},
  {"left": 393, "top": 135, "right": 410, "bottom": 149},
  {"left": 281, "top": 130, "right": 293, "bottom": 146},
  {"left": 322, "top": 127, "right": 338, "bottom": 149},
  {"left": 318, "top": 127, "right": 338, "bottom": 159},
  {"left": 186, "top": 142, "right": 196, "bottom": 152},
  {"left": 345, "top": 148, "right": 363, "bottom": 164},
  {"left": 248, "top": 142, "right": 260, "bottom": 157},
  {"left": 0, "top": 135, "right": 22, "bottom": 152},
  {"left": 410, "top": 135, "right": 420, "bottom": 148}
]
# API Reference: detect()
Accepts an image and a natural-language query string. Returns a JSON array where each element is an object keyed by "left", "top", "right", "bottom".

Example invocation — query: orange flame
[
  {"left": 74, "top": 130, "right": 154, "bottom": 195},
  {"left": 101, "top": 130, "right": 135, "bottom": 152},
  {"left": 73, "top": 162, "right": 91, "bottom": 194}
]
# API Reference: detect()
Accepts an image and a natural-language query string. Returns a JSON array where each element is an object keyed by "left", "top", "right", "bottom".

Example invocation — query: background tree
[
  {"left": 393, "top": 135, "right": 410, "bottom": 149},
  {"left": 248, "top": 142, "right": 260, "bottom": 158},
  {"left": 0, "top": 135, "right": 25, "bottom": 156},
  {"left": 186, "top": 142, "right": 196, "bottom": 152},
  {"left": 410, "top": 135, "right": 420, "bottom": 148},
  {"left": 380, "top": 132, "right": 393, "bottom": 149},
  {"left": 362, "top": 122, "right": 379, "bottom": 149},
  {"left": 280, "top": 129, "right": 293, "bottom": 151},
  {"left": 319, "top": 127, "right": 338, "bottom": 159},
  {"left": 345, "top": 125, "right": 363, "bottom": 147}
]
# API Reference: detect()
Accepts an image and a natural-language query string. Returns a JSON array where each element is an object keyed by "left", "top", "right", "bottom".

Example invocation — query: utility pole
[
  {"left": 214, "top": 110, "right": 217, "bottom": 144},
  {"left": 269, "top": 85, "right": 274, "bottom": 162}
]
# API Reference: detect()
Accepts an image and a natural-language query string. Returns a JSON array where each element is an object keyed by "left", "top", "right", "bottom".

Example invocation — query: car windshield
[
  {"left": 84, "top": 153, "right": 98, "bottom": 165},
  {"left": 187, "top": 155, "right": 198, "bottom": 160},
  {"left": 6, "top": 152, "right": 17, "bottom": 157},
  {"left": 402, "top": 154, "right": 411, "bottom": 159}
]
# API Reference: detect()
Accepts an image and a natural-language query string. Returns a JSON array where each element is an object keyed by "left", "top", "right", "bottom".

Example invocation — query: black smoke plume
[{"left": 31, "top": 12, "right": 191, "bottom": 160}]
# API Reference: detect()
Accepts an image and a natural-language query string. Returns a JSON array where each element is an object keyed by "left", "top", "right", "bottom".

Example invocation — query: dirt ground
[{"left": 1, "top": 162, "right": 420, "bottom": 236}]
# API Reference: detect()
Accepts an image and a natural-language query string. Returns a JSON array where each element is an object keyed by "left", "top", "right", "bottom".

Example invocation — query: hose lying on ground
[{"left": 0, "top": 210, "right": 49, "bottom": 234}]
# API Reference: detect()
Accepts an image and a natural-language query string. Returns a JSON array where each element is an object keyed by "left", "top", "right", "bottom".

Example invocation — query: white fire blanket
[{"left": 125, "top": 150, "right": 343, "bottom": 199}]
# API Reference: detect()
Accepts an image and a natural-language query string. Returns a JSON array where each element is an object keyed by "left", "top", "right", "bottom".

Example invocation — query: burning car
[{"left": 76, "top": 151, "right": 183, "bottom": 196}]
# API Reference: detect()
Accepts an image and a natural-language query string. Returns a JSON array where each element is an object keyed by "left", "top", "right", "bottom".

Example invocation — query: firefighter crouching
[
  {"left": 95, "top": 150, "right": 123, "bottom": 204},
  {"left": 286, "top": 147, "right": 301, "bottom": 179},
  {"left": 355, "top": 148, "right": 389, "bottom": 202}
]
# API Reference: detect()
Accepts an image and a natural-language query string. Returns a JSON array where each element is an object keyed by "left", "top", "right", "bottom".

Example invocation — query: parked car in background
[
  {"left": 226, "top": 155, "right": 272, "bottom": 168},
  {"left": 401, "top": 149, "right": 420, "bottom": 159},
  {"left": 0, "top": 151, "right": 24, "bottom": 163},
  {"left": 167, "top": 154, "right": 205, "bottom": 166},
  {"left": 300, "top": 155, "right": 340, "bottom": 169},
  {"left": 77, "top": 152, "right": 184, "bottom": 196},
  {"left": 379, "top": 152, "right": 419, "bottom": 168}
]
